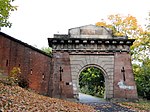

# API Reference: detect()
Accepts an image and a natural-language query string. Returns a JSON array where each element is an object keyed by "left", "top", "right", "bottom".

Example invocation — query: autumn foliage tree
[
  {"left": 96, "top": 14, "right": 139, "bottom": 37},
  {"left": 96, "top": 14, "right": 150, "bottom": 62},
  {"left": 96, "top": 14, "right": 150, "bottom": 99},
  {"left": 0, "top": 0, "right": 17, "bottom": 28}
]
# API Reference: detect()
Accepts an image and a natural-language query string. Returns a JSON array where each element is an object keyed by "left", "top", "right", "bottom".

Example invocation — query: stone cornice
[
  {"left": 48, "top": 38, "right": 135, "bottom": 53},
  {"left": 48, "top": 37, "right": 135, "bottom": 47}
]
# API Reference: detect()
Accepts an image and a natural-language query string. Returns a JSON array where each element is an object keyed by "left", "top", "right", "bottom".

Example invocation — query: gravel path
[
  {"left": 79, "top": 93, "right": 135, "bottom": 112},
  {"left": 83, "top": 102, "right": 135, "bottom": 112}
]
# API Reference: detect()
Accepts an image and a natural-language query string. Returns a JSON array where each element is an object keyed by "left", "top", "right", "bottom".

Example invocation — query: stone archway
[
  {"left": 70, "top": 54, "right": 114, "bottom": 99},
  {"left": 78, "top": 65, "right": 105, "bottom": 98},
  {"left": 48, "top": 25, "right": 138, "bottom": 101}
]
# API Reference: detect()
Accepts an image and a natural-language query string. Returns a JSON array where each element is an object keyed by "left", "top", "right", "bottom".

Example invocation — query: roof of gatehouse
[{"left": 68, "top": 24, "right": 113, "bottom": 39}]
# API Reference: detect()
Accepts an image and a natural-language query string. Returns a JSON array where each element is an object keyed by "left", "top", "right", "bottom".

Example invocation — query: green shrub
[
  {"left": 133, "top": 58, "right": 150, "bottom": 100},
  {"left": 1, "top": 67, "right": 29, "bottom": 88},
  {"left": 5, "top": 67, "right": 21, "bottom": 86}
]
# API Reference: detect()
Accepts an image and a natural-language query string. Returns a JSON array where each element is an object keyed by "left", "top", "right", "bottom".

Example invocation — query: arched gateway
[{"left": 48, "top": 25, "right": 138, "bottom": 100}]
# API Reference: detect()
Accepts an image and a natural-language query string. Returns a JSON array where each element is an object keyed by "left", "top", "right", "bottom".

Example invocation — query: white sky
[{"left": 1, "top": 0, "right": 150, "bottom": 48}]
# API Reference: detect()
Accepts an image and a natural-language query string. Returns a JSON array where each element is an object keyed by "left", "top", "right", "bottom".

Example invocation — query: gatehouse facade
[{"left": 48, "top": 25, "right": 138, "bottom": 100}]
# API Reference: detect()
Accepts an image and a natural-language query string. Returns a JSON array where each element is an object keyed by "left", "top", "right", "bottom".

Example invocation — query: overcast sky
[{"left": 1, "top": 0, "right": 150, "bottom": 48}]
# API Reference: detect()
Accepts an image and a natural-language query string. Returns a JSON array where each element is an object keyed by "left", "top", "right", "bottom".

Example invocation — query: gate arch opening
[
  {"left": 76, "top": 64, "right": 109, "bottom": 100},
  {"left": 79, "top": 65, "right": 105, "bottom": 98}
]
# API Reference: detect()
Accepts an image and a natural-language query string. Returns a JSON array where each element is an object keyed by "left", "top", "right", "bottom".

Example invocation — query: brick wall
[
  {"left": 114, "top": 52, "right": 138, "bottom": 99},
  {"left": 52, "top": 52, "right": 74, "bottom": 98},
  {"left": 0, "top": 32, "right": 52, "bottom": 96}
]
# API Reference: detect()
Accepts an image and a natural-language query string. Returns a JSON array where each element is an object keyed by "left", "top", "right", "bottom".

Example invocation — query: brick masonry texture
[
  {"left": 0, "top": 32, "right": 52, "bottom": 96},
  {"left": 51, "top": 52, "right": 74, "bottom": 98}
]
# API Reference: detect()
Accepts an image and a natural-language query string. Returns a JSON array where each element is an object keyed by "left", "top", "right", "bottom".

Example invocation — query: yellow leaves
[
  {"left": 96, "top": 14, "right": 150, "bottom": 60},
  {"left": 124, "top": 15, "right": 137, "bottom": 25},
  {"left": 96, "top": 14, "right": 140, "bottom": 38},
  {"left": 132, "top": 40, "right": 141, "bottom": 48},
  {"left": 123, "top": 15, "right": 138, "bottom": 31},
  {"left": 10, "top": 67, "right": 21, "bottom": 78},
  {"left": 108, "top": 14, "right": 122, "bottom": 26},
  {"left": 113, "top": 32, "right": 125, "bottom": 37},
  {"left": 2, "top": 67, "right": 22, "bottom": 86},
  {"left": 108, "top": 14, "right": 121, "bottom": 21},
  {"left": 96, "top": 22, "right": 107, "bottom": 27},
  {"left": 134, "top": 67, "right": 140, "bottom": 73}
]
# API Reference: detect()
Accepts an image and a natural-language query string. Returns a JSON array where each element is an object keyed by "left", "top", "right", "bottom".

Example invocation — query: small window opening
[
  {"left": 30, "top": 69, "right": 32, "bottom": 75},
  {"left": 6, "top": 60, "right": 9, "bottom": 66},
  {"left": 66, "top": 82, "right": 69, "bottom": 85},
  {"left": 42, "top": 73, "right": 45, "bottom": 80}
]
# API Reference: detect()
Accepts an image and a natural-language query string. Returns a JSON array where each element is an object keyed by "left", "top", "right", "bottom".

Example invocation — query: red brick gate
[{"left": 48, "top": 25, "right": 138, "bottom": 100}]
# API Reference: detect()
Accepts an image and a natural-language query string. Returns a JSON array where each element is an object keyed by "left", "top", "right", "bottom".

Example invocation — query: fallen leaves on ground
[
  {"left": 118, "top": 101, "right": 150, "bottom": 112},
  {"left": 0, "top": 83, "right": 96, "bottom": 112}
]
